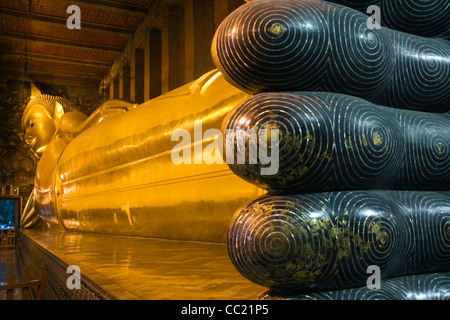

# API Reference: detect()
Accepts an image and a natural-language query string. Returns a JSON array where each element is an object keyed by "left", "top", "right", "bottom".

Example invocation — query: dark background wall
[{"left": 0, "top": 79, "right": 101, "bottom": 204}]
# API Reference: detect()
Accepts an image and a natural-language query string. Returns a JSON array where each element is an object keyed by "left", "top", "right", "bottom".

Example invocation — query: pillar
[
  {"left": 162, "top": 5, "right": 185, "bottom": 93},
  {"left": 119, "top": 64, "right": 130, "bottom": 101},
  {"left": 133, "top": 48, "right": 145, "bottom": 104},
  {"left": 144, "top": 29, "right": 163, "bottom": 101}
]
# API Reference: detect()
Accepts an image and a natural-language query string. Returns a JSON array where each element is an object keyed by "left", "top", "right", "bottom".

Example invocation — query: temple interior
[{"left": 0, "top": 0, "right": 449, "bottom": 303}]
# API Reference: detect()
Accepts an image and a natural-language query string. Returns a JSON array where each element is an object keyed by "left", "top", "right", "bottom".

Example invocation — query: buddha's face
[{"left": 23, "top": 105, "right": 56, "bottom": 158}]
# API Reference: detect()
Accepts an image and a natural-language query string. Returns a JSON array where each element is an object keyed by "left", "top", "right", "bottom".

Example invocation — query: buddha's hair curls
[{"left": 22, "top": 94, "right": 76, "bottom": 128}]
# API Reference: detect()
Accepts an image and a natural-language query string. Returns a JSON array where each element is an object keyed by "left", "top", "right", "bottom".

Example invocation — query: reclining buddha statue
[
  {"left": 20, "top": 0, "right": 449, "bottom": 300},
  {"left": 20, "top": 70, "right": 263, "bottom": 243}
]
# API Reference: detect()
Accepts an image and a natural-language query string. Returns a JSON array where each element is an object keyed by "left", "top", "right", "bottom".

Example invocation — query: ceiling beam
[
  {"left": 1, "top": 65, "right": 104, "bottom": 80},
  {"left": 0, "top": 67, "right": 102, "bottom": 88},
  {"left": 68, "top": 0, "right": 148, "bottom": 16},
  {"left": 100, "top": 0, "right": 172, "bottom": 90},
  {"left": 0, "top": 8, "right": 134, "bottom": 34},
  {"left": 0, "top": 50, "right": 112, "bottom": 67},
  {"left": 0, "top": 31, "right": 123, "bottom": 52},
  {"left": 0, "top": 71, "right": 100, "bottom": 88}
]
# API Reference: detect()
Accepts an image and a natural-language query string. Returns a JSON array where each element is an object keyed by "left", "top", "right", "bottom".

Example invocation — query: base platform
[{"left": 15, "top": 228, "right": 266, "bottom": 300}]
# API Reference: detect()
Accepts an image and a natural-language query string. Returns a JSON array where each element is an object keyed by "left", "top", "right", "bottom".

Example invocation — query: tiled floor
[{"left": 20, "top": 228, "right": 266, "bottom": 300}]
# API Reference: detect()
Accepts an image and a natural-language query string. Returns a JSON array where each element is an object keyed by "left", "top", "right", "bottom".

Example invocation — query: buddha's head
[{"left": 22, "top": 94, "right": 76, "bottom": 158}]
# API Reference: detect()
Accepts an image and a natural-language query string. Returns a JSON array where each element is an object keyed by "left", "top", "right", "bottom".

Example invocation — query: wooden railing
[
  {"left": 0, "top": 230, "right": 15, "bottom": 249},
  {"left": 0, "top": 263, "right": 46, "bottom": 300}
]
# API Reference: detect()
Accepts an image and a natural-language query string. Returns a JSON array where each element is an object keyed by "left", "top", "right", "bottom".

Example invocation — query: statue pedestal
[{"left": 15, "top": 228, "right": 265, "bottom": 300}]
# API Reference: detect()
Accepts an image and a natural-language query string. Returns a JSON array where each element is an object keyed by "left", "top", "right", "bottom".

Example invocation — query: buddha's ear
[{"left": 54, "top": 101, "right": 65, "bottom": 122}]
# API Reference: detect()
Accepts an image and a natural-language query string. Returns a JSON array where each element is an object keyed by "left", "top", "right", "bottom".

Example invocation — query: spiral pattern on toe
[
  {"left": 327, "top": 192, "right": 406, "bottom": 280},
  {"left": 212, "top": 0, "right": 450, "bottom": 112},
  {"left": 391, "top": 109, "right": 450, "bottom": 189},
  {"left": 327, "top": 0, "right": 450, "bottom": 40},
  {"left": 212, "top": 0, "right": 331, "bottom": 93},
  {"left": 228, "top": 194, "right": 337, "bottom": 290},
  {"left": 394, "top": 191, "right": 450, "bottom": 272},
  {"left": 228, "top": 191, "right": 450, "bottom": 291},
  {"left": 382, "top": 33, "right": 450, "bottom": 112},
  {"left": 332, "top": 95, "right": 402, "bottom": 188},
  {"left": 259, "top": 272, "right": 450, "bottom": 300},
  {"left": 222, "top": 93, "right": 334, "bottom": 191},
  {"left": 326, "top": 7, "right": 394, "bottom": 101},
  {"left": 222, "top": 91, "right": 450, "bottom": 193},
  {"left": 226, "top": 0, "right": 450, "bottom": 299}
]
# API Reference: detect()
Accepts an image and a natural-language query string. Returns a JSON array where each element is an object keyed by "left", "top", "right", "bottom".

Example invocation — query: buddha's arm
[
  {"left": 57, "top": 99, "right": 139, "bottom": 139},
  {"left": 20, "top": 188, "right": 41, "bottom": 229}
]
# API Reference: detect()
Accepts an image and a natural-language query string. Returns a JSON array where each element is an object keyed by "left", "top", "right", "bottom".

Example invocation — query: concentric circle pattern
[
  {"left": 212, "top": 0, "right": 450, "bottom": 112},
  {"left": 259, "top": 272, "right": 450, "bottom": 300},
  {"left": 228, "top": 191, "right": 450, "bottom": 291},
  {"left": 222, "top": 92, "right": 450, "bottom": 193},
  {"left": 326, "top": 0, "right": 449, "bottom": 40},
  {"left": 381, "top": 31, "right": 450, "bottom": 112}
]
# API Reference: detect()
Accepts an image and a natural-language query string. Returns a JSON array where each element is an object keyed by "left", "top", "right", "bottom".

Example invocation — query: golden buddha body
[{"left": 21, "top": 70, "right": 262, "bottom": 243}]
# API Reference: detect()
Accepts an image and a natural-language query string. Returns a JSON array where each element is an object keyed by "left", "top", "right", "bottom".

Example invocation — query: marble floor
[{"left": 19, "top": 228, "right": 266, "bottom": 300}]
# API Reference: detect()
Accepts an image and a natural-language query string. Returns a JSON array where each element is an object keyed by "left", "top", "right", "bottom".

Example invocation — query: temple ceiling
[{"left": 0, "top": 0, "right": 152, "bottom": 88}]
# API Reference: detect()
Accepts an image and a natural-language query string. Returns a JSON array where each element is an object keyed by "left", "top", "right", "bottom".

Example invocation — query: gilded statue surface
[{"left": 20, "top": 71, "right": 261, "bottom": 243}]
